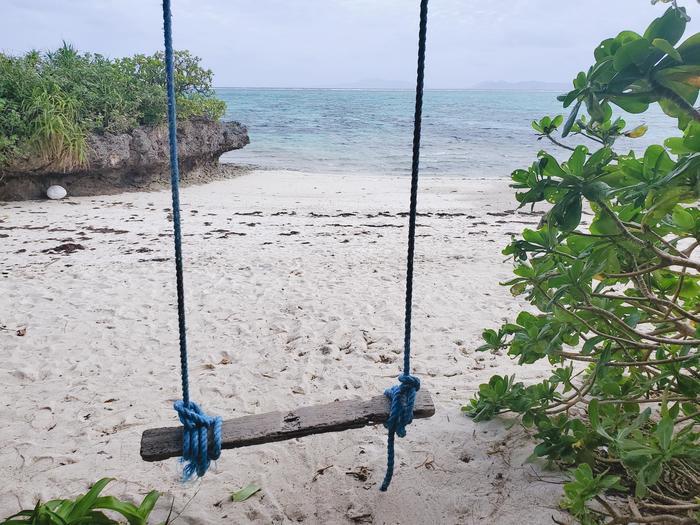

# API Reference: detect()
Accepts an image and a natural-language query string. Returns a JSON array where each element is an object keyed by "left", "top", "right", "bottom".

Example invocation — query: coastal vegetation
[
  {"left": 0, "top": 44, "right": 225, "bottom": 172},
  {"left": 465, "top": 4, "right": 700, "bottom": 524}
]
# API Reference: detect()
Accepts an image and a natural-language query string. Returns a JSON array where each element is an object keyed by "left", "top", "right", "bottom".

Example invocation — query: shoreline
[
  {"left": 1, "top": 163, "right": 514, "bottom": 203},
  {"left": 1, "top": 170, "right": 565, "bottom": 524}
]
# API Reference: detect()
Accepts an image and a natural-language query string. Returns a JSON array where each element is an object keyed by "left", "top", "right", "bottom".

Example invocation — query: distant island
[{"left": 471, "top": 80, "right": 570, "bottom": 91}]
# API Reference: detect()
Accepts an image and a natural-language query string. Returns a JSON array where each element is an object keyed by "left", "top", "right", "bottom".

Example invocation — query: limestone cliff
[{"left": 0, "top": 118, "right": 249, "bottom": 200}]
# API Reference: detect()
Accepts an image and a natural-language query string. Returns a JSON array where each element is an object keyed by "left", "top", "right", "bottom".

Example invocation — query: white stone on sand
[{"left": 46, "top": 185, "right": 67, "bottom": 200}]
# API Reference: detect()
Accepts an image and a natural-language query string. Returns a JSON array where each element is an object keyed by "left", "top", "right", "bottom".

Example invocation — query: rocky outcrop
[{"left": 0, "top": 118, "right": 249, "bottom": 200}]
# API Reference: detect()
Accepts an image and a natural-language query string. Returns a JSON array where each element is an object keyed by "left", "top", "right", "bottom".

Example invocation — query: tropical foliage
[
  {"left": 1, "top": 478, "right": 164, "bottom": 525},
  {"left": 0, "top": 44, "right": 225, "bottom": 171},
  {"left": 464, "top": 5, "right": 700, "bottom": 524}
]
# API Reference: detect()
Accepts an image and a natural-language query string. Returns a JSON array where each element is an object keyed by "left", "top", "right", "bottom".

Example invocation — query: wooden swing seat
[{"left": 141, "top": 389, "right": 435, "bottom": 461}]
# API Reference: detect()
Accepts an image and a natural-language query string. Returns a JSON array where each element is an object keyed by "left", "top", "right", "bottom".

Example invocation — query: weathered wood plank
[{"left": 141, "top": 390, "right": 435, "bottom": 461}]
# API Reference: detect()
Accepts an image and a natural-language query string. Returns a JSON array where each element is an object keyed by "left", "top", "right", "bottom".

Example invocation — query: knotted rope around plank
[
  {"left": 162, "top": 0, "right": 221, "bottom": 479},
  {"left": 174, "top": 401, "right": 223, "bottom": 479},
  {"left": 380, "top": 0, "right": 430, "bottom": 492},
  {"left": 380, "top": 374, "right": 420, "bottom": 491}
]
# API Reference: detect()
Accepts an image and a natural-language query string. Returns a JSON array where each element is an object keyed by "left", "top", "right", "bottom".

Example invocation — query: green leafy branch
[{"left": 464, "top": 5, "right": 700, "bottom": 524}]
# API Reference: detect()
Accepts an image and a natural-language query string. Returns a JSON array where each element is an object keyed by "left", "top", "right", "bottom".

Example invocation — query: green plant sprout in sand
[
  {"left": 465, "top": 4, "right": 700, "bottom": 524},
  {"left": 2, "top": 478, "right": 163, "bottom": 525}
]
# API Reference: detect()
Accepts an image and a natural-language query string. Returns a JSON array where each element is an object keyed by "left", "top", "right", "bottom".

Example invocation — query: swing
[{"left": 140, "top": 0, "right": 434, "bottom": 491}]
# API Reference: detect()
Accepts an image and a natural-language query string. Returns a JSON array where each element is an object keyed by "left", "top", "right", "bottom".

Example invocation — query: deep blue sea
[{"left": 217, "top": 88, "right": 680, "bottom": 178}]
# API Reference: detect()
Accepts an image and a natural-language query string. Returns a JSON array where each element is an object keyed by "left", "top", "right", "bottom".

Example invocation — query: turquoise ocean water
[{"left": 217, "top": 88, "right": 680, "bottom": 178}]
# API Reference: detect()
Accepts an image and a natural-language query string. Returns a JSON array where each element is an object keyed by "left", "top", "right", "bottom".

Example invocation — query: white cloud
[{"left": 1, "top": 0, "right": 699, "bottom": 87}]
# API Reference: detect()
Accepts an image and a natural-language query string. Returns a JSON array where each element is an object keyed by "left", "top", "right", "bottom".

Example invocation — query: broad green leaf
[
  {"left": 561, "top": 88, "right": 582, "bottom": 108},
  {"left": 591, "top": 57, "right": 621, "bottom": 85},
  {"left": 588, "top": 399, "right": 600, "bottom": 429},
  {"left": 510, "top": 282, "right": 527, "bottom": 296},
  {"left": 75, "top": 511, "right": 120, "bottom": 524},
  {"left": 53, "top": 499, "right": 75, "bottom": 519},
  {"left": 613, "top": 39, "right": 653, "bottom": 72},
  {"left": 562, "top": 99, "right": 582, "bottom": 137},
  {"left": 582, "top": 336, "right": 606, "bottom": 355},
  {"left": 566, "top": 146, "right": 587, "bottom": 176},
  {"left": 664, "top": 136, "right": 694, "bottom": 154},
  {"left": 522, "top": 228, "right": 545, "bottom": 245},
  {"left": 231, "top": 483, "right": 261, "bottom": 502},
  {"left": 651, "top": 38, "right": 682, "bottom": 63},
  {"left": 676, "top": 32, "right": 700, "bottom": 64},
  {"left": 658, "top": 96, "right": 693, "bottom": 130},
  {"left": 642, "top": 145, "right": 674, "bottom": 180},
  {"left": 595, "top": 38, "right": 620, "bottom": 62},
  {"left": 644, "top": 7, "right": 687, "bottom": 47},
  {"left": 539, "top": 153, "right": 568, "bottom": 179},
  {"left": 586, "top": 93, "right": 608, "bottom": 122},
  {"left": 610, "top": 94, "right": 650, "bottom": 114},
  {"left": 683, "top": 121, "right": 700, "bottom": 150},
  {"left": 616, "top": 30, "right": 643, "bottom": 46},
  {"left": 551, "top": 192, "right": 583, "bottom": 231},
  {"left": 68, "top": 478, "right": 114, "bottom": 521},
  {"left": 136, "top": 491, "right": 160, "bottom": 520},
  {"left": 584, "top": 147, "right": 614, "bottom": 175},
  {"left": 654, "top": 65, "right": 700, "bottom": 90},
  {"left": 46, "top": 508, "right": 70, "bottom": 524},
  {"left": 93, "top": 496, "right": 142, "bottom": 525},
  {"left": 672, "top": 206, "right": 695, "bottom": 229},
  {"left": 582, "top": 182, "right": 611, "bottom": 201},
  {"left": 589, "top": 213, "right": 619, "bottom": 235}
]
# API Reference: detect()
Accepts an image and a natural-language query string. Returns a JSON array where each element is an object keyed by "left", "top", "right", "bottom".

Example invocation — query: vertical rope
[
  {"left": 162, "top": 0, "right": 189, "bottom": 408},
  {"left": 162, "top": 0, "right": 221, "bottom": 480},
  {"left": 380, "top": 0, "right": 429, "bottom": 492},
  {"left": 403, "top": 0, "right": 428, "bottom": 376}
]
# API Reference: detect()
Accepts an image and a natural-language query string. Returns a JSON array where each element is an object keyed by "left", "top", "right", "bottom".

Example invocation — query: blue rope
[
  {"left": 380, "top": 0, "right": 429, "bottom": 492},
  {"left": 174, "top": 401, "right": 222, "bottom": 479},
  {"left": 162, "top": 0, "right": 221, "bottom": 480}
]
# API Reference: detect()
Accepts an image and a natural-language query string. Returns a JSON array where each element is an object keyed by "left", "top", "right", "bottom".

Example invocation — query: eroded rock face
[
  {"left": 84, "top": 118, "right": 249, "bottom": 174},
  {"left": 0, "top": 118, "right": 249, "bottom": 200}
]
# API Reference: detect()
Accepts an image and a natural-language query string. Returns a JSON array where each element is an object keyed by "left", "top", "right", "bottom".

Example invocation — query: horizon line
[{"left": 213, "top": 85, "right": 568, "bottom": 92}]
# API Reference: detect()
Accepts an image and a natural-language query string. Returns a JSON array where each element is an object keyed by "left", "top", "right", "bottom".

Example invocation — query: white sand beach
[{"left": 0, "top": 171, "right": 568, "bottom": 524}]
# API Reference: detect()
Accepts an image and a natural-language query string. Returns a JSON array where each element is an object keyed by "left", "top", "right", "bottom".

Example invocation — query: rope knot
[
  {"left": 380, "top": 373, "right": 420, "bottom": 491},
  {"left": 398, "top": 374, "right": 421, "bottom": 391},
  {"left": 384, "top": 374, "right": 420, "bottom": 437},
  {"left": 173, "top": 400, "right": 222, "bottom": 480}
]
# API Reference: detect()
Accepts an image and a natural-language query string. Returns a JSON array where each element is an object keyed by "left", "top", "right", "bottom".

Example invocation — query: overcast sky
[{"left": 3, "top": 0, "right": 700, "bottom": 88}]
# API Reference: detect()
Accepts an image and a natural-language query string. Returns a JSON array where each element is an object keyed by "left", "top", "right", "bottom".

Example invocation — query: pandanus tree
[{"left": 464, "top": 5, "right": 700, "bottom": 524}]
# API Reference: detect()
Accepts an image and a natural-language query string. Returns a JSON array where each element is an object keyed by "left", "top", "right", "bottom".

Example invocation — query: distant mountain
[
  {"left": 471, "top": 80, "right": 570, "bottom": 92},
  {"left": 327, "top": 78, "right": 415, "bottom": 89}
]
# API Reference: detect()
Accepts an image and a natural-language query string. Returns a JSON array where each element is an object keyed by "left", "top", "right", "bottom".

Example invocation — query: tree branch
[
  {"left": 543, "top": 133, "right": 576, "bottom": 152},
  {"left": 652, "top": 80, "right": 700, "bottom": 123}
]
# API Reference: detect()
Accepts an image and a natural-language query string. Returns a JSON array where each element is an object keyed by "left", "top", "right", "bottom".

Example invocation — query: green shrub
[
  {"left": 0, "top": 43, "right": 226, "bottom": 172},
  {"left": 464, "top": 4, "right": 700, "bottom": 524},
  {"left": 2, "top": 478, "right": 163, "bottom": 525}
]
